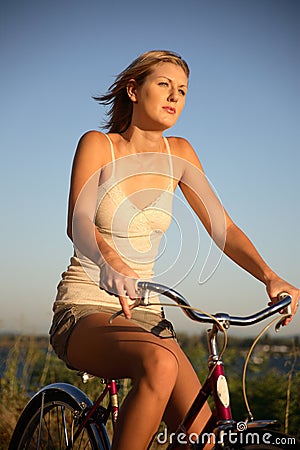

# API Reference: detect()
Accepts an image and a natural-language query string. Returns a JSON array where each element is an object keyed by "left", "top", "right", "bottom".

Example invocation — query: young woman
[{"left": 50, "top": 50, "right": 299, "bottom": 449}]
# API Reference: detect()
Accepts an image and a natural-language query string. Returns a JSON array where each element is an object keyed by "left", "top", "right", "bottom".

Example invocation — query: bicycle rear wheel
[{"left": 8, "top": 383, "right": 110, "bottom": 450}]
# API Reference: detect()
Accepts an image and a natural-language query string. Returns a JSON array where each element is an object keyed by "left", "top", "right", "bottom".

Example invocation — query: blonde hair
[{"left": 94, "top": 50, "right": 190, "bottom": 133}]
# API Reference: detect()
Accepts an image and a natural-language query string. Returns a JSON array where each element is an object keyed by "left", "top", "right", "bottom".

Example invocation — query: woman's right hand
[{"left": 99, "top": 255, "right": 139, "bottom": 319}]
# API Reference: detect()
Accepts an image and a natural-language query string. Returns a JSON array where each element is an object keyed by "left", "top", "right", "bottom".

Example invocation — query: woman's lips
[{"left": 163, "top": 106, "right": 176, "bottom": 114}]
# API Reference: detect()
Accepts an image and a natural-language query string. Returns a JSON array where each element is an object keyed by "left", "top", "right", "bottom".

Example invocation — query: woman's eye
[
  {"left": 158, "top": 82, "right": 168, "bottom": 87},
  {"left": 179, "top": 89, "right": 186, "bottom": 96}
]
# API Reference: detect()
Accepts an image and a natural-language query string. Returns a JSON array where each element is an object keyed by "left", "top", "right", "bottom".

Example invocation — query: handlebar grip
[
  {"left": 275, "top": 292, "right": 292, "bottom": 332},
  {"left": 277, "top": 291, "right": 292, "bottom": 314}
]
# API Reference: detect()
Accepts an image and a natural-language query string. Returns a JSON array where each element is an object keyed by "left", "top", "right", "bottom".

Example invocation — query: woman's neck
[{"left": 120, "top": 126, "right": 165, "bottom": 153}]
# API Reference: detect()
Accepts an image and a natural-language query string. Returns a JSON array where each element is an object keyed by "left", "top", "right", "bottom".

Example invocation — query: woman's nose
[{"left": 168, "top": 88, "right": 179, "bottom": 102}]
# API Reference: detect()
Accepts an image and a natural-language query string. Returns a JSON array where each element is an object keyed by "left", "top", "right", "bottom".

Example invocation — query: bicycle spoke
[
  {"left": 21, "top": 403, "right": 96, "bottom": 449},
  {"left": 39, "top": 407, "right": 58, "bottom": 449},
  {"left": 61, "top": 405, "right": 70, "bottom": 446}
]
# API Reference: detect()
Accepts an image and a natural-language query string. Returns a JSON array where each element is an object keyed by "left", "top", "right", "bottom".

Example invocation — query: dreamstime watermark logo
[
  {"left": 156, "top": 423, "right": 297, "bottom": 447},
  {"left": 236, "top": 421, "right": 247, "bottom": 431}
]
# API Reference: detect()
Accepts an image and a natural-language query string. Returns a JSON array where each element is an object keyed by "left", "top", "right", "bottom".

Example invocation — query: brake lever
[{"left": 109, "top": 287, "right": 151, "bottom": 324}]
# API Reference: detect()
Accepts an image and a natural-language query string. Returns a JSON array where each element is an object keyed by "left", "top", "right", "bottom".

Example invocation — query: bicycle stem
[
  {"left": 207, "top": 323, "right": 220, "bottom": 360},
  {"left": 207, "top": 324, "right": 233, "bottom": 421}
]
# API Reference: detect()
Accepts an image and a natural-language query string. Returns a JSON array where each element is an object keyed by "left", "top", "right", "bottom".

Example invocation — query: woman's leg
[
  {"left": 162, "top": 348, "right": 212, "bottom": 448},
  {"left": 67, "top": 312, "right": 211, "bottom": 449}
]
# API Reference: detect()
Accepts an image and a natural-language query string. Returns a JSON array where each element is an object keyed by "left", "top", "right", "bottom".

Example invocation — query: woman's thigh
[
  {"left": 66, "top": 312, "right": 184, "bottom": 380},
  {"left": 67, "top": 312, "right": 211, "bottom": 434}
]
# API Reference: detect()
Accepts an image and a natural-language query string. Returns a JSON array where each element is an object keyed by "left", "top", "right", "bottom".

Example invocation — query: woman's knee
[{"left": 137, "top": 346, "right": 179, "bottom": 397}]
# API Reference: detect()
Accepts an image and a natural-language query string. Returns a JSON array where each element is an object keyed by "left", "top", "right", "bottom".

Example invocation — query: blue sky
[{"left": 1, "top": 0, "right": 299, "bottom": 337}]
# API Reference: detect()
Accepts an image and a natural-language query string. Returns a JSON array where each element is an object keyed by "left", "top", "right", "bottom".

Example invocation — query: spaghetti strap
[
  {"left": 163, "top": 136, "right": 171, "bottom": 156},
  {"left": 104, "top": 134, "right": 116, "bottom": 177},
  {"left": 163, "top": 137, "right": 174, "bottom": 188},
  {"left": 104, "top": 134, "right": 115, "bottom": 162}
]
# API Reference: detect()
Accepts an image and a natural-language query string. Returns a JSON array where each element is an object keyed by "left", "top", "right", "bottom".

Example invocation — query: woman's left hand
[{"left": 266, "top": 276, "right": 299, "bottom": 325}]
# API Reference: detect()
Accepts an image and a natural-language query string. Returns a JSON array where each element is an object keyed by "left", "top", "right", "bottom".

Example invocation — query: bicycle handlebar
[{"left": 136, "top": 281, "right": 292, "bottom": 327}]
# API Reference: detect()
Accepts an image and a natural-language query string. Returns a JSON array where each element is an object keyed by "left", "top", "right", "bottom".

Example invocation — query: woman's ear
[{"left": 126, "top": 79, "right": 138, "bottom": 103}]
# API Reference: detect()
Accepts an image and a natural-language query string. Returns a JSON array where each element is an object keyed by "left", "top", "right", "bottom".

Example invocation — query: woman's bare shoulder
[
  {"left": 77, "top": 129, "right": 109, "bottom": 149},
  {"left": 166, "top": 136, "right": 199, "bottom": 162},
  {"left": 74, "top": 130, "right": 112, "bottom": 166}
]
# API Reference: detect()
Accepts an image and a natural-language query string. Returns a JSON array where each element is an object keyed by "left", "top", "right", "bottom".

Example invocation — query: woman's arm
[
  {"left": 175, "top": 137, "right": 299, "bottom": 324},
  {"left": 221, "top": 221, "right": 299, "bottom": 324},
  {"left": 67, "top": 131, "right": 113, "bottom": 263},
  {"left": 67, "top": 130, "right": 138, "bottom": 318}
]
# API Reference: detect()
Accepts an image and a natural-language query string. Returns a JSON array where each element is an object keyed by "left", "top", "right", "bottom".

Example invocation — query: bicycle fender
[
  {"left": 37, "top": 382, "right": 94, "bottom": 408},
  {"left": 8, "top": 383, "right": 110, "bottom": 450}
]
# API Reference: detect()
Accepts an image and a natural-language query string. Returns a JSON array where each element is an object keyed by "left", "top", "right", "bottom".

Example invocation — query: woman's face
[{"left": 130, "top": 62, "right": 188, "bottom": 131}]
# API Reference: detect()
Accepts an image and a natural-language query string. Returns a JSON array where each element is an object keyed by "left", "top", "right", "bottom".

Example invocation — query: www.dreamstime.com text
[{"left": 156, "top": 424, "right": 296, "bottom": 447}]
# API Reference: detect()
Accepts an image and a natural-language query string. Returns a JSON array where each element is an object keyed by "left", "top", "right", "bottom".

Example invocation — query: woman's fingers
[
  {"left": 118, "top": 295, "right": 132, "bottom": 319},
  {"left": 268, "top": 290, "right": 299, "bottom": 327},
  {"left": 124, "top": 278, "right": 139, "bottom": 299}
]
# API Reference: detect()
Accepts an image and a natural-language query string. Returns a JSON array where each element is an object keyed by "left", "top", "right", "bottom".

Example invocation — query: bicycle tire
[{"left": 8, "top": 383, "right": 110, "bottom": 450}]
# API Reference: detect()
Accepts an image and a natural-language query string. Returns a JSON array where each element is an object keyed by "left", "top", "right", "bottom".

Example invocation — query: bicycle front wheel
[{"left": 8, "top": 383, "right": 110, "bottom": 450}]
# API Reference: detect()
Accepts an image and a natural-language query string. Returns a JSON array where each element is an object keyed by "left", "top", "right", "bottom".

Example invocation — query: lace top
[{"left": 54, "top": 134, "right": 174, "bottom": 312}]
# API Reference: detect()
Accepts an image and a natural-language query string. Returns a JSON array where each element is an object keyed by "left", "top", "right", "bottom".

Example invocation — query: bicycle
[{"left": 9, "top": 281, "right": 300, "bottom": 449}]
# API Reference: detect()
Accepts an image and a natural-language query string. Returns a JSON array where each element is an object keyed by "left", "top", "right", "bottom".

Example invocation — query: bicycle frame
[
  {"left": 134, "top": 281, "right": 294, "bottom": 449},
  {"left": 166, "top": 322, "right": 234, "bottom": 449},
  {"left": 66, "top": 378, "right": 119, "bottom": 449}
]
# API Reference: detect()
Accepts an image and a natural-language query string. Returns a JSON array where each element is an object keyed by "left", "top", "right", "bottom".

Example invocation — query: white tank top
[{"left": 54, "top": 135, "right": 174, "bottom": 311}]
